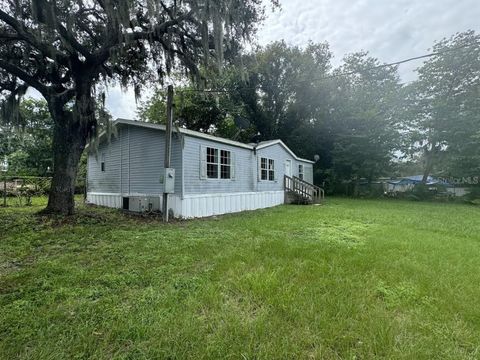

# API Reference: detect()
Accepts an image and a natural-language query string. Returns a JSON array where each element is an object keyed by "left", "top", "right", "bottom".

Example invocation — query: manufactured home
[{"left": 86, "top": 118, "right": 323, "bottom": 218}]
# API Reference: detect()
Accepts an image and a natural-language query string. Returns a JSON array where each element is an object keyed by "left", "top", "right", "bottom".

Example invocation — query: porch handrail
[{"left": 284, "top": 175, "right": 325, "bottom": 202}]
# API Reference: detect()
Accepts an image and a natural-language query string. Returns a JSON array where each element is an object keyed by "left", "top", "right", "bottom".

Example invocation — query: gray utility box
[
  {"left": 128, "top": 196, "right": 160, "bottom": 212},
  {"left": 163, "top": 168, "right": 175, "bottom": 194}
]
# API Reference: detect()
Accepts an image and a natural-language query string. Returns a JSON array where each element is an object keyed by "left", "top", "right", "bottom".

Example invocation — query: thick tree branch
[
  {"left": 0, "top": 10, "right": 70, "bottom": 65},
  {"left": 56, "top": 21, "right": 94, "bottom": 61},
  {"left": 0, "top": 59, "right": 49, "bottom": 96},
  {"left": 93, "top": 10, "right": 194, "bottom": 65},
  {"left": 55, "top": 87, "right": 76, "bottom": 104},
  {"left": 76, "top": 20, "right": 97, "bottom": 42},
  {"left": 0, "top": 31, "right": 21, "bottom": 41},
  {"left": 159, "top": 1, "right": 175, "bottom": 19},
  {"left": 129, "top": 10, "right": 194, "bottom": 41}
]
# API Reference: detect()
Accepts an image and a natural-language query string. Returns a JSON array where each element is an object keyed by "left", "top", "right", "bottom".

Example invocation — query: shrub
[
  {"left": 405, "top": 184, "right": 437, "bottom": 201},
  {"left": 463, "top": 187, "right": 480, "bottom": 205}
]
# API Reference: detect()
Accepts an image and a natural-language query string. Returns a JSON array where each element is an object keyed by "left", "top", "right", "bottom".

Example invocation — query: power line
[
  {"left": 320, "top": 40, "right": 480, "bottom": 80},
  {"left": 174, "top": 40, "right": 480, "bottom": 94}
]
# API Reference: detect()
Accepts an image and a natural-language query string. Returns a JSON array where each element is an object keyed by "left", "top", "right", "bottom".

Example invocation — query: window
[
  {"left": 101, "top": 153, "right": 106, "bottom": 172},
  {"left": 220, "top": 150, "right": 231, "bottom": 179},
  {"left": 261, "top": 158, "right": 267, "bottom": 180},
  {"left": 206, "top": 146, "right": 232, "bottom": 179},
  {"left": 206, "top": 147, "right": 218, "bottom": 178},
  {"left": 298, "top": 164, "right": 304, "bottom": 180},
  {"left": 268, "top": 159, "right": 275, "bottom": 180},
  {"left": 260, "top": 157, "right": 275, "bottom": 181}
]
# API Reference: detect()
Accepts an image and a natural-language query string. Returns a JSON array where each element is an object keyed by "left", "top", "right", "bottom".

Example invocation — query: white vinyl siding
[
  {"left": 256, "top": 144, "right": 298, "bottom": 191},
  {"left": 303, "top": 163, "right": 314, "bottom": 184},
  {"left": 88, "top": 136, "right": 121, "bottom": 193},
  {"left": 185, "top": 137, "right": 249, "bottom": 194},
  {"left": 87, "top": 125, "right": 183, "bottom": 195}
]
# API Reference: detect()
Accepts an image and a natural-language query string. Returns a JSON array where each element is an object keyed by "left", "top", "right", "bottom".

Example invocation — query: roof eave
[
  {"left": 115, "top": 118, "right": 253, "bottom": 150},
  {"left": 256, "top": 139, "right": 315, "bottom": 164}
]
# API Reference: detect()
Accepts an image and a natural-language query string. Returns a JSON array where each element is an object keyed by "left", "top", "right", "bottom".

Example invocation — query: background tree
[
  {"left": 137, "top": 42, "right": 402, "bottom": 193},
  {"left": 231, "top": 41, "right": 332, "bottom": 142},
  {"left": 328, "top": 53, "right": 402, "bottom": 189},
  {"left": 221, "top": 40, "right": 335, "bottom": 182},
  {"left": 137, "top": 84, "right": 244, "bottom": 136},
  {"left": 0, "top": 98, "right": 53, "bottom": 175},
  {"left": 0, "top": 0, "right": 271, "bottom": 214},
  {"left": 400, "top": 31, "right": 480, "bottom": 182},
  {"left": 133, "top": 31, "right": 480, "bottom": 195},
  {"left": 223, "top": 44, "right": 402, "bottom": 190}
]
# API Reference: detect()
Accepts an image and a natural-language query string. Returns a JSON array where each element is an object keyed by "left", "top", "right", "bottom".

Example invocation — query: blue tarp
[{"left": 387, "top": 175, "right": 451, "bottom": 186}]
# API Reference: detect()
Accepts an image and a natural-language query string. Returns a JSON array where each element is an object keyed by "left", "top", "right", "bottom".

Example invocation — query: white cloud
[
  {"left": 105, "top": 86, "right": 139, "bottom": 120},
  {"left": 257, "top": 0, "right": 480, "bottom": 81}
]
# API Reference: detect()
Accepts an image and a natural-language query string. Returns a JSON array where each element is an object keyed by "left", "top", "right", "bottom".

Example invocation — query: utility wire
[
  {"left": 321, "top": 40, "right": 480, "bottom": 80},
  {"left": 174, "top": 40, "right": 480, "bottom": 94}
]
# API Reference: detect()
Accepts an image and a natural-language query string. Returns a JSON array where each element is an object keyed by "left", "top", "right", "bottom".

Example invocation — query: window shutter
[
  {"left": 230, "top": 152, "right": 235, "bottom": 179},
  {"left": 257, "top": 156, "right": 261, "bottom": 181},
  {"left": 199, "top": 144, "right": 207, "bottom": 180},
  {"left": 274, "top": 160, "right": 278, "bottom": 181}
]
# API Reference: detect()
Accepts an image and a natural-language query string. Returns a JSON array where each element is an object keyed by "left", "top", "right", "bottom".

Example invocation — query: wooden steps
[{"left": 284, "top": 175, "right": 324, "bottom": 205}]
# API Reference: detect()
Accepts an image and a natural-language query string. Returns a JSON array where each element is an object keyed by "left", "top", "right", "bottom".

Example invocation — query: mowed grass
[{"left": 1, "top": 198, "right": 480, "bottom": 359}]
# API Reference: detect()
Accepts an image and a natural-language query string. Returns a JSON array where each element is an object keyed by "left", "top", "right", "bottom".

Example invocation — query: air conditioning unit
[{"left": 127, "top": 196, "right": 160, "bottom": 213}]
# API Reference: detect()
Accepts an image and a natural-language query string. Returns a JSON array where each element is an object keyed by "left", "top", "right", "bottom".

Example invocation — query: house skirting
[{"left": 86, "top": 191, "right": 285, "bottom": 218}]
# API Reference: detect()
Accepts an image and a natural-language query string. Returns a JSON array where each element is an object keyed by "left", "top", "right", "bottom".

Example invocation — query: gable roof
[
  {"left": 95, "top": 118, "right": 315, "bottom": 163},
  {"left": 115, "top": 118, "right": 254, "bottom": 149},
  {"left": 255, "top": 139, "right": 315, "bottom": 164}
]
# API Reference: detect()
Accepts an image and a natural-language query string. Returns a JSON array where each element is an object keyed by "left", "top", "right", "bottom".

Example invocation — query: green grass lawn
[{"left": 1, "top": 198, "right": 480, "bottom": 359}]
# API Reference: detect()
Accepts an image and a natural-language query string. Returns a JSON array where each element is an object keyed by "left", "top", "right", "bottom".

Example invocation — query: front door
[{"left": 285, "top": 160, "right": 292, "bottom": 177}]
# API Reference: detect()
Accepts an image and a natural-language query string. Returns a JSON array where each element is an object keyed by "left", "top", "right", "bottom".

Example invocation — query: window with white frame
[
  {"left": 298, "top": 164, "right": 304, "bottom": 180},
  {"left": 220, "top": 150, "right": 231, "bottom": 179},
  {"left": 260, "top": 157, "right": 275, "bottom": 181},
  {"left": 101, "top": 153, "right": 106, "bottom": 172},
  {"left": 206, "top": 147, "right": 219, "bottom": 178},
  {"left": 206, "top": 146, "right": 232, "bottom": 179}
]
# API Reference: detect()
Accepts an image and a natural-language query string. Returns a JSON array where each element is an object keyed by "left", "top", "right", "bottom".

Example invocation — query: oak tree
[{"left": 0, "top": 0, "right": 270, "bottom": 214}]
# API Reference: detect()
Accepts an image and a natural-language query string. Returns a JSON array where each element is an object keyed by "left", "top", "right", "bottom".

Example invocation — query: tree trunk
[
  {"left": 353, "top": 181, "right": 359, "bottom": 197},
  {"left": 422, "top": 146, "right": 438, "bottom": 184},
  {"left": 44, "top": 119, "right": 87, "bottom": 214},
  {"left": 421, "top": 162, "right": 433, "bottom": 184},
  {"left": 43, "top": 85, "right": 94, "bottom": 215}
]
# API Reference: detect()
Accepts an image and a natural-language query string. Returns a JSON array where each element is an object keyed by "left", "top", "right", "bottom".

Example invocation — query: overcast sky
[{"left": 105, "top": 0, "right": 480, "bottom": 119}]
